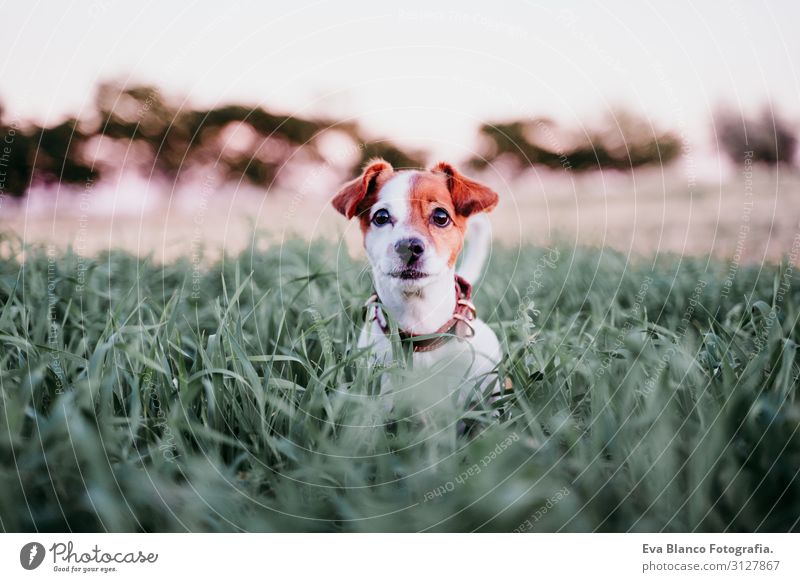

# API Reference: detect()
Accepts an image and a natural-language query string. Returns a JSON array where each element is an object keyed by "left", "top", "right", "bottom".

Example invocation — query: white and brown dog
[{"left": 332, "top": 159, "right": 502, "bottom": 406}]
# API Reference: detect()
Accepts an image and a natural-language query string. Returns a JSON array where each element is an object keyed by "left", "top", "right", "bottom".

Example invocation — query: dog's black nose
[{"left": 395, "top": 237, "right": 425, "bottom": 264}]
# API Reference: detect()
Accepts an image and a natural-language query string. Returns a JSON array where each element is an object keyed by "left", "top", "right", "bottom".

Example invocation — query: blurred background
[{"left": 1, "top": 0, "right": 799, "bottom": 263}]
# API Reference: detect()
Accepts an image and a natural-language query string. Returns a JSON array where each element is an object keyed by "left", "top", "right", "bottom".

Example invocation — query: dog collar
[{"left": 365, "top": 275, "right": 477, "bottom": 353}]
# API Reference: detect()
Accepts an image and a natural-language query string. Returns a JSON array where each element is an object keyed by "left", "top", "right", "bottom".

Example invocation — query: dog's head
[{"left": 332, "top": 159, "right": 498, "bottom": 288}]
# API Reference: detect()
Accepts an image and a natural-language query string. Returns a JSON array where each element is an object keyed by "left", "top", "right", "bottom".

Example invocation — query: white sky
[{"left": 2, "top": 0, "right": 799, "bottom": 162}]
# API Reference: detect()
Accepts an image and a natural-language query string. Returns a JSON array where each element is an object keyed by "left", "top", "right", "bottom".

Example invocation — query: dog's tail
[{"left": 457, "top": 213, "right": 492, "bottom": 285}]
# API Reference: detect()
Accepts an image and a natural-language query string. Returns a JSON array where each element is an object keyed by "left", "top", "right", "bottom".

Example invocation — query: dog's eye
[
  {"left": 431, "top": 208, "right": 451, "bottom": 227},
  {"left": 372, "top": 209, "right": 391, "bottom": 226}
]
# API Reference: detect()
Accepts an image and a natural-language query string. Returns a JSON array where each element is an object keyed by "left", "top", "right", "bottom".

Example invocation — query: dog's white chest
[{"left": 358, "top": 316, "right": 502, "bottom": 404}]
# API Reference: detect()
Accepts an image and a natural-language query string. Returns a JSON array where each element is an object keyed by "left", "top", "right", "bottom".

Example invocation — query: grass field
[{"left": 0, "top": 233, "right": 799, "bottom": 532}]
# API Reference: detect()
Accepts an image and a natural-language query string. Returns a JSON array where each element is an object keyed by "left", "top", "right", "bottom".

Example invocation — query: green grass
[{"left": 0, "top": 233, "right": 798, "bottom": 532}]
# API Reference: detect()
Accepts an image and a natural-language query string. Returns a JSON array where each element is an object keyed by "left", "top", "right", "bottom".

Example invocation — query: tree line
[{"left": 0, "top": 81, "right": 796, "bottom": 199}]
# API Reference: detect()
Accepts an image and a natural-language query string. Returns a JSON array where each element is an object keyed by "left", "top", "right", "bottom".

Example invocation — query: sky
[{"left": 2, "top": 0, "right": 799, "bottom": 162}]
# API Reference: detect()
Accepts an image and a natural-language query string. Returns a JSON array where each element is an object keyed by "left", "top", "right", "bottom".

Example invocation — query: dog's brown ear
[
  {"left": 332, "top": 159, "right": 394, "bottom": 219},
  {"left": 432, "top": 162, "right": 498, "bottom": 217}
]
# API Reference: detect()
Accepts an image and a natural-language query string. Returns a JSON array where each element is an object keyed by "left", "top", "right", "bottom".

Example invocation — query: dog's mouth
[{"left": 389, "top": 268, "right": 429, "bottom": 280}]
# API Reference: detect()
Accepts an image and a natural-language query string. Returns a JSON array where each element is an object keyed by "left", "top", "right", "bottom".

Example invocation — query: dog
[{"left": 332, "top": 159, "right": 503, "bottom": 407}]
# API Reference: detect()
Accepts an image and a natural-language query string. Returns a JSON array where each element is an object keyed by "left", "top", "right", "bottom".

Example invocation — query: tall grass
[{"left": 0, "top": 233, "right": 798, "bottom": 532}]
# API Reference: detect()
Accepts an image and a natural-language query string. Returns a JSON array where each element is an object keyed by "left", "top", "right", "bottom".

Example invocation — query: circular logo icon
[{"left": 20, "top": 542, "right": 46, "bottom": 570}]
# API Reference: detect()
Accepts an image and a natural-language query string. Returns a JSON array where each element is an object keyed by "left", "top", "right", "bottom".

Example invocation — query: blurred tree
[
  {"left": 33, "top": 119, "right": 98, "bottom": 186},
  {"left": 0, "top": 112, "right": 32, "bottom": 198},
  {"left": 715, "top": 107, "right": 797, "bottom": 166},
  {"left": 0, "top": 109, "right": 97, "bottom": 197},
  {"left": 357, "top": 140, "right": 427, "bottom": 171},
  {"left": 92, "top": 81, "right": 427, "bottom": 189},
  {"left": 92, "top": 82, "right": 329, "bottom": 186},
  {"left": 467, "top": 111, "right": 680, "bottom": 175},
  {"left": 0, "top": 81, "right": 425, "bottom": 198}
]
